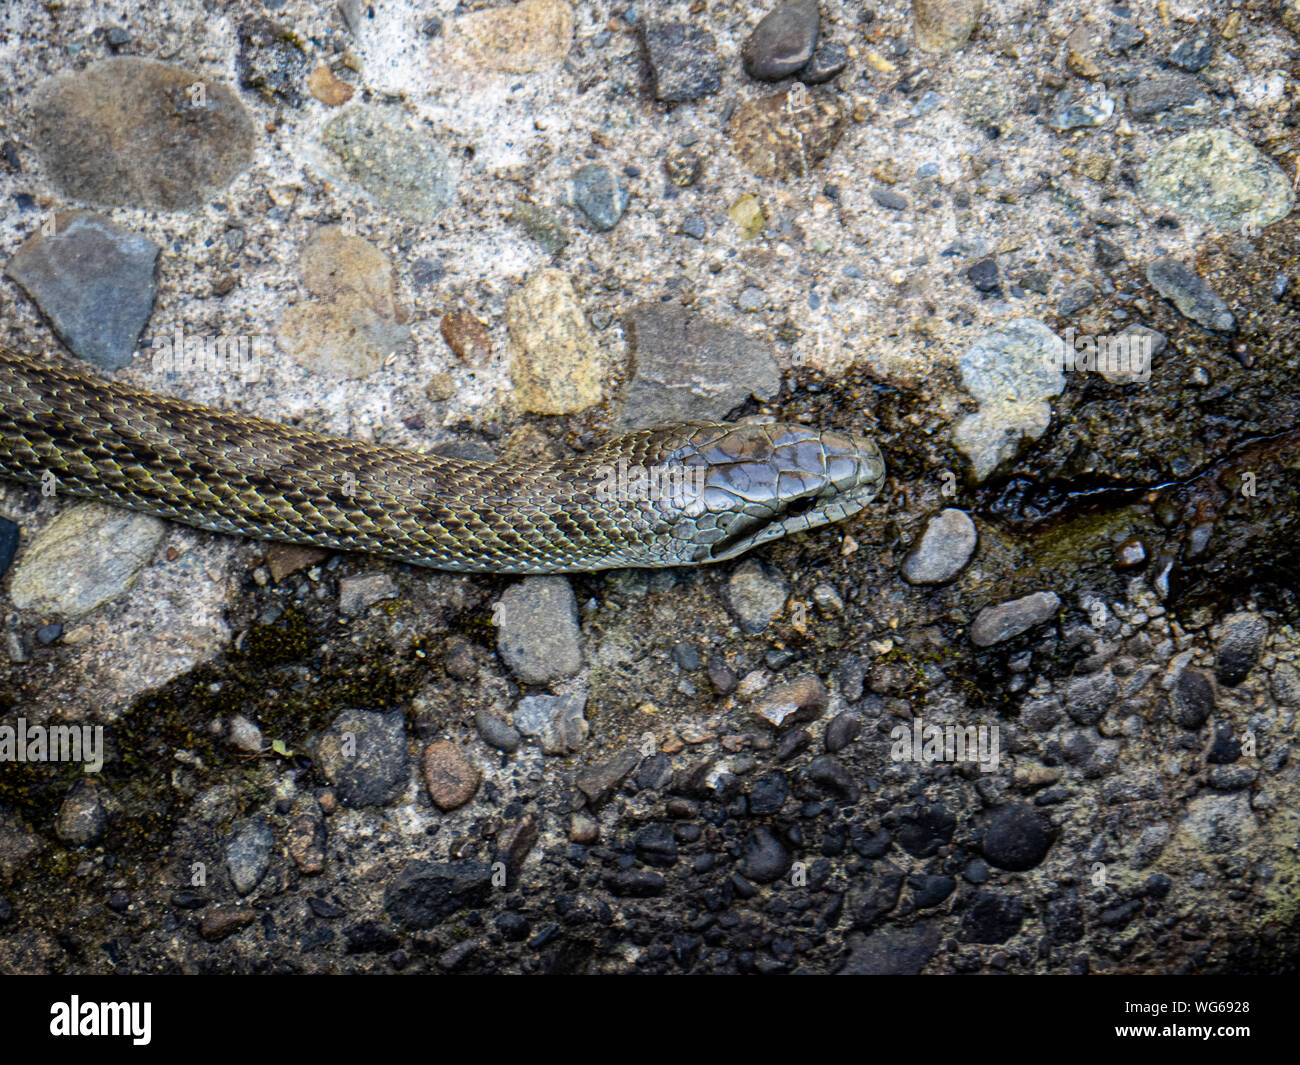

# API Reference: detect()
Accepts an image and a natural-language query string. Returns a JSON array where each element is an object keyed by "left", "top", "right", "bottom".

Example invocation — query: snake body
[{"left": 0, "top": 347, "right": 885, "bottom": 573}]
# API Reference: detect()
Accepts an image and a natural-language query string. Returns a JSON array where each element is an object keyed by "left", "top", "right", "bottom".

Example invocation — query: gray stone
[
  {"left": 1142, "top": 128, "right": 1294, "bottom": 231},
  {"left": 1146, "top": 258, "right": 1235, "bottom": 332},
  {"left": 6, "top": 212, "right": 158, "bottom": 370},
  {"left": 570, "top": 164, "right": 629, "bottom": 232},
  {"left": 338, "top": 572, "right": 399, "bottom": 617},
  {"left": 28, "top": 58, "right": 255, "bottom": 211},
  {"left": 749, "top": 675, "right": 829, "bottom": 730},
  {"left": 474, "top": 710, "right": 522, "bottom": 752},
  {"left": 8, "top": 504, "right": 166, "bottom": 619},
  {"left": 742, "top": 1, "right": 821, "bottom": 81},
  {"left": 619, "top": 305, "right": 780, "bottom": 431},
  {"left": 321, "top": 105, "right": 454, "bottom": 222},
  {"left": 641, "top": 22, "right": 722, "bottom": 101},
  {"left": 952, "top": 319, "right": 1066, "bottom": 482},
  {"left": 1057, "top": 281, "right": 1096, "bottom": 316},
  {"left": 226, "top": 817, "right": 273, "bottom": 895},
  {"left": 1170, "top": 30, "right": 1215, "bottom": 71},
  {"left": 800, "top": 38, "right": 848, "bottom": 83},
  {"left": 1049, "top": 90, "right": 1115, "bottom": 130},
  {"left": 970, "top": 591, "right": 1060, "bottom": 647},
  {"left": 1271, "top": 662, "right": 1300, "bottom": 706},
  {"left": 384, "top": 860, "right": 492, "bottom": 928},
  {"left": 1179, "top": 792, "right": 1257, "bottom": 854},
  {"left": 901, "top": 509, "right": 977, "bottom": 585},
  {"left": 1126, "top": 74, "right": 1210, "bottom": 120},
  {"left": 1215, "top": 611, "right": 1268, "bottom": 686},
  {"left": 55, "top": 779, "right": 109, "bottom": 846},
  {"left": 575, "top": 747, "right": 640, "bottom": 806},
  {"left": 840, "top": 923, "right": 941, "bottom": 974},
  {"left": 513, "top": 692, "right": 588, "bottom": 754},
  {"left": 743, "top": 825, "right": 792, "bottom": 882},
  {"left": 1064, "top": 669, "right": 1118, "bottom": 725},
  {"left": 495, "top": 577, "right": 583, "bottom": 684},
  {"left": 315, "top": 708, "right": 409, "bottom": 807},
  {"left": 726, "top": 559, "right": 789, "bottom": 634}
]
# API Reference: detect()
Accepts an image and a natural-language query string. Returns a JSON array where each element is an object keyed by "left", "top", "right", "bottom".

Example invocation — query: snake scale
[{"left": 0, "top": 346, "right": 885, "bottom": 573}]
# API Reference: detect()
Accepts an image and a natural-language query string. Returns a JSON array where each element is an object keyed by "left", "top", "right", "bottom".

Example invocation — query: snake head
[{"left": 664, "top": 422, "right": 886, "bottom": 563}]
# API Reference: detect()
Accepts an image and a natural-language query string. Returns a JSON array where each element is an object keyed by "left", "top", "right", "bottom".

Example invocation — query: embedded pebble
[
  {"left": 570, "top": 165, "right": 629, "bottom": 232},
  {"left": 55, "top": 780, "right": 109, "bottom": 846},
  {"left": 314, "top": 708, "right": 409, "bottom": 807},
  {"left": 1145, "top": 258, "right": 1235, "bottom": 332},
  {"left": 1171, "top": 668, "right": 1215, "bottom": 729},
  {"left": 421, "top": 741, "right": 482, "bottom": 811},
  {"left": 742, "top": 1, "right": 821, "bottom": 81},
  {"left": 1141, "top": 129, "right": 1294, "bottom": 231},
  {"left": 913, "top": 0, "right": 983, "bottom": 54},
  {"left": 980, "top": 804, "right": 1054, "bottom": 871},
  {"left": 729, "top": 85, "right": 845, "bottom": 180},
  {"left": 441, "top": 0, "right": 573, "bottom": 73},
  {"left": 338, "top": 573, "right": 399, "bottom": 617},
  {"left": 513, "top": 692, "right": 589, "bottom": 755},
  {"left": 749, "top": 675, "right": 829, "bottom": 730},
  {"left": 642, "top": 22, "right": 722, "bottom": 101},
  {"left": 226, "top": 817, "right": 274, "bottom": 895},
  {"left": 725, "top": 559, "right": 789, "bottom": 634},
  {"left": 969, "top": 591, "right": 1060, "bottom": 647},
  {"left": 506, "top": 270, "right": 606, "bottom": 414},
  {"left": 8, "top": 504, "right": 166, "bottom": 619},
  {"left": 801, "top": 39, "right": 848, "bottom": 84},
  {"left": 495, "top": 576, "right": 583, "bottom": 684},
  {"left": 28, "top": 58, "right": 254, "bottom": 210},
  {"left": 474, "top": 710, "right": 522, "bottom": 753},
  {"left": 6, "top": 212, "right": 159, "bottom": 371},
  {"left": 1215, "top": 612, "right": 1268, "bottom": 686},
  {"left": 900, "top": 509, "right": 977, "bottom": 585}
]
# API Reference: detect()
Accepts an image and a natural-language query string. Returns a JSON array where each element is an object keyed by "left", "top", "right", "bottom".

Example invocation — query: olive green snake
[{"left": 0, "top": 346, "right": 885, "bottom": 573}]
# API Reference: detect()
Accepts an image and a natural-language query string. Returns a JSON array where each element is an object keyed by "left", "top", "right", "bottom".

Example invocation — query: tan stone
[
  {"left": 729, "top": 85, "right": 845, "bottom": 181},
  {"left": 308, "top": 65, "right": 354, "bottom": 106},
  {"left": 912, "top": 0, "right": 982, "bottom": 54},
  {"left": 506, "top": 269, "right": 605, "bottom": 414},
  {"left": 443, "top": 0, "right": 574, "bottom": 73},
  {"left": 422, "top": 740, "right": 481, "bottom": 811}
]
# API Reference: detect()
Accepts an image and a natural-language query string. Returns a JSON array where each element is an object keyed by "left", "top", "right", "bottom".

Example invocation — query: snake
[{"left": 0, "top": 346, "right": 885, "bottom": 574}]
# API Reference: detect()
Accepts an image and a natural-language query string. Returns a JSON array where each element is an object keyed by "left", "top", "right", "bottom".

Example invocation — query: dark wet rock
[
  {"left": 570, "top": 164, "right": 629, "bottom": 231},
  {"left": 747, "top": 771, "right": 789, "bottom": 815},
  {"left": 321, "top": 105, "right": 455, "bottom": 222},
  {"left": 641, "top": 22, "right": 722, "bottom": 101},
  {"left": 28, "top": 58, "right": 255, "bottom": 210},
  {"left": 1207, "top": 765, "right": 1256, "bottom": 791},
  {"left": 846, "top": 861, "right": 905, "bottom": 928},
  {"left": 900, "top": 508, "right": 977, "bottom": 585},
  {"left": 1170, "top": 29, "right": 1215, "bottom": 71},
  {"left": 744, "top": 826, "right": 793, "bottom": 883},
  {"left": 0, "top": 518, "right": 17, "bottom": 579},
  {"left": 236, "top": 17, "right": 307, "bottom": 105},
  {"left": 726, "top": 559, "right": 789, "bottom": 635},
  {"left": 800, "top": 38, "right": 848, "bottom": 84},
  {"left": 980, "top": 804, "right": 1055, "bottom": 871},
  {"left": 742, "top": 1, "right": 820, "bottom": 81},
  {"left": 1215, "top": 612, "right": 1268, "bottom": 686},
  {"left": 604, "top": 869, "right": 666, "bottom": 897},
  {"left": 749, "top": 675, "right": 829, "bottom": 730},
  {"left": 969, "top": 591, "right": 1060, "bottom": 647},
  {"left": 776, "top": 728, "right": 812, "bottom": 761},
  {"left": 495, "top": 816, "right": 539, "bottom": 886},
  {"left": 960, "top": 892, "right": 1025, "bottom": 943},
  {"left": 634, "top": 823, "right": 679, "bottom": 867},
  {"left": 1205, "top": 723, "right": 1242, "bottom": 765},
  {"left": 671, "top": 641, "right": 701, "bottom": 671},
  {"left": 807, "top": 755, "right": 857, "bottom": 799},
  {"left": 514, "top": 692, "right": 589, "bottom": 755},
  {"left": 871, "top": 188, "right": 909, "bottom": 211},
  {"left": 1126, "top": 74, "right": 1209, "bottom": 120},
  {"left": 913, "top": 0, "right": 982, "bottom": 53},
  {"left": 315, "top": 708, "right": 409, "bottom": 807},
  {"left": 495, "top": 577, "right": 583, "bottom": 684},
  {"left": 421, "top": 741, "right": 481, "bottom": 811},
  {"left": 575, "top": 747, "right": 640, "bottom": 806},
  {"left": 635, "top": 754, "right": 674, "bottom": 791},
  {"left": 1063, "top": 669, "right": 1118, "bottom": 726},
  {"left": 664, "top": 148, "right": 705, "bottom": 187},
  {"left": 6, "top": 212, "right": 158, "bottom": 371},
  {"left": 729, "top": 85, "right": 845, "bottom": 180},
  {"left": 839, "top": 923, "right": 941, "bottom": 974},
  {"left": 1171, "top": 668, "right": 1216, "bottom": 728},
  {"left": 343, "top": 920, "right": 400, "bottom": 954},
  {"left": 1272, "top": 663, "right": 1300, "bottom": 707},
  {"left": 226, "top": 817, "right": 274, "bottom": 895},
  {"left": 1109, "top": 20, "right": 1146, "bottom": 53},
  {"left": 384, "top": 860, "right": 492, "bottom": 929},
  {"left": 909, "top": 874, "right": 957, "bottom": 909},
  {"left": 895, "top": 804, "right": 955, "bottom": 858},
  {"left": 475, "top": 710, "right": 522, "bottom": 752},
  {"left": 1045, "top": 893, "right": 1085, "bottom": 943},
  {"left": 1095, "top": 236, "right": 1126, "bottom": 269},
  {"left": 824, "top": 711, "right": 862, "bottom": 753},
  {"left": 55, "top": 779, "right": 109, "bottom": 846},
  {"left": 618, "top": 304, "right": 780, "bottom": 430},
  {"left": 0, "top": 806, "right": 42, "bottom": 882}
]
